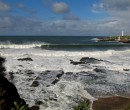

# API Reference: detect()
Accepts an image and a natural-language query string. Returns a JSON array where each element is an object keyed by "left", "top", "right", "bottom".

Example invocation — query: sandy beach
[{"left": 93, "top": 96, "right": 130, "bottom": 110}]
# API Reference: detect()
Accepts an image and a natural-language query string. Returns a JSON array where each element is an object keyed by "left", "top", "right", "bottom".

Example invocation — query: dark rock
[
  {"left": 94, "top": 68, "right": 107, "bottom": 73},
  {"left": 65, "top": 72, "right": 73, "bottom": 75},
  {"left": 30, "top": 105, "right": 39, "bottom": 110},
  {"left": 123, "top": 69, "right": 130, "bottom": 71},
  {"left": 9, "top": 72, "right": 14, "bottom": 80},
  {"left": 80, "top": 57, "right": 103, "bottom": 64},
  {"left": 18, "top": 65, "right": 23, "bottom": 67},
  {"left": 35, "top": 100, "right": 43, "bottom": 105},
  {"left": 38, "top": 70, "right": 65, "bottom": 87},
  {"left": 51, "top": 78, "right": 60, "bottom": 85},
  {"left": 70, "top": 60, "right": 85, "bottom": 65},
  {"left": 0, "top": 56, "right": 6, "bottom": 76},
  {"left": 31, "top": 81, "right": 39, "bottom": 87},
  {"left": 0, "top": 56, "right": 29, "bottom": 110},
  {"left": 35, "top": 77, "right": 42, "bottom": 80},
  {"left": 27, "top": 71, "right": 34, "bottom": 75},
  {"left": 18, "top": 57, "right": 33, "bottom": 61},
  {"left": 56, "top": 71, "right": 64, "bottom": 78}
]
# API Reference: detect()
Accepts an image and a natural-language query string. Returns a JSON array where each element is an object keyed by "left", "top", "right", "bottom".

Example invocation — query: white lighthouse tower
[{"left": 122, "top": 30, "right": 124, "bottom": 36}]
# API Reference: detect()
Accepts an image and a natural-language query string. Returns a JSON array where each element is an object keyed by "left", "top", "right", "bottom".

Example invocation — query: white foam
[
  {"left": 0, "top": 42, "right": 47, "bottom": 49},
  {"left": 2, "top": 48, "right": 130, "bottom": 110}
]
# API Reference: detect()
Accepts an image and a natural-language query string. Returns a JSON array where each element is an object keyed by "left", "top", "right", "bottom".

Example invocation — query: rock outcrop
[{"left": 0, "top": 56, "right": 29, "bottom": 110}]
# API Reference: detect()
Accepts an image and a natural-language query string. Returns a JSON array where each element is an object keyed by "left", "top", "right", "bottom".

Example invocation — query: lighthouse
[{"left": 122, "top": 30, "right": 124, "bottom": 36}]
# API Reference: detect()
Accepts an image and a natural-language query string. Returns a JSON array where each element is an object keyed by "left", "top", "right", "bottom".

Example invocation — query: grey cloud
[
  {"left": 52, "top": 21, "right": 66, "bottom": 29},
  {"left": 103, "top": 0, "right": 130, "bottom": 11},
  {"left": 43, "top": 0, "right": 69, "bottom": 14},
  {"left": 63, "top": 14, "right": 80, "bottom": 20},
  {"left": 52, "top": 2, "right": 69, "bottom": 14},
  {"left": 0, "top": 15, "right": 128, "bottom": 36},
  {"left": 0, "top": 17, "right": 12, "bottom": 28},
  {"left": 0, "top": 1, "right": 11, "bottom": 12},
  {"left": 16, "top": 3, "right": 37, "bottom": 14},
  {"left": 17, "top": 3, "right": 25, "bottom": 9},
  {"left": 93, "top": 0, "right": 130, "bottom": 12}
]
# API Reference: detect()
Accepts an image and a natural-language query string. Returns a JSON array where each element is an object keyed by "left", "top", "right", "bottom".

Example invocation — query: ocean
[{"left": 1, "top": 36, "right": 130, "bottom": 110}]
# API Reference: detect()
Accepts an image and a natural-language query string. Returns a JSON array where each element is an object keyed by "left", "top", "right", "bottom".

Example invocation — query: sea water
[{"left": 0, "top": 36, "right": 130, "bottom": 110}]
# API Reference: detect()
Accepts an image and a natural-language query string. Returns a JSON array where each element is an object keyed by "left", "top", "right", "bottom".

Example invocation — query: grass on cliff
[
  {"left": 73, "top": 99, "right": 90, "bottom": 110},
  {"left": 11, "top": 101, "right": 28, "bottom": 110}
]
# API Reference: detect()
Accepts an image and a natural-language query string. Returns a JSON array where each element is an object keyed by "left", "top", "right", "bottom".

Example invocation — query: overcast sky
[{"left": 0, "top": 0, "right": 130, "bottom": 36}]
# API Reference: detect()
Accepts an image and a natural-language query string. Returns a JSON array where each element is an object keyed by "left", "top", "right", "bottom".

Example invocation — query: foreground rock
[
  {"left": 0, "top": 56, "right": 29, "bottom": 110},
  {"left": 0, "top": 56, "right": 6, "bottom": 76},
  {"left": 93, "top": 96, "right": 130, "bottom": 110}
]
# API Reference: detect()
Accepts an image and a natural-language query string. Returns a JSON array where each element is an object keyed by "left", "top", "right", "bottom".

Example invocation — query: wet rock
[
  {"left": 0, "top": 56, "right": 29, "bottom": 110},
  {"left": 0, "top": 56, "right": 6, "bottom": 76},
  {"left": 18, "top": 57, "right": 33, "bottom": 61},
  {"left": 51, "top": 78, "right": 60, "bottom": 85},
  {"left": 26, "top": 70, "right": 35, "bottom": 75},
  {"left": 94, "top": 68, "right": 107, "bottom": 73},
  {"left": 35, "top": 77, "right": 42, "bottom": 80},
  {"left": 18, "top": 65, "right": 23, "bottom": 67},
  {"left": 9, "top": 72, "right": 14, "bottom": 80},
  {"left": 70, "top": 60, "right": 85, "bottom": 65},
  {"left": 30, "top": 105, "right": 39, "bottom": 110},
  {"left": 0, "top": 74, "right": 29, "bottom": 110},
  {"left": 123, "top": 69, "right": 130, "bottom": 71},
  {"left": 37, "top": 70, "right": 65, "bottom": 87},
  {"left": 35, "top": 100, "right": 43, "bottom": 105},
  {"left": 80, "top": 57, "right": 103, "bottom": 64},
  {"left": 56, "top": 71, "right": 64, "bottom": 78},
  {"left": 65, "top": 72, "right": 73, "bottom": 75},
  {"left": 31, "top": 81, "right": 39, "bottom": 87}
]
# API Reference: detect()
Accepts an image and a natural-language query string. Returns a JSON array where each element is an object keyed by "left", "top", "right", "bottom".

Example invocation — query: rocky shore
[
  {"left": 0, "top": 56, "right": 30, "bottom": 110},
  {"left": 1, "top": 54, "right": 130, "bottom": 110},
  {"left": 98, "top": 36, "right": 130, "bottom": 43}
]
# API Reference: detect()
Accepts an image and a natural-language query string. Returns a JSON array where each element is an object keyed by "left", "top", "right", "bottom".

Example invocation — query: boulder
[
  {"left": 18, "top": 57, "right": 33, "bottom": 61},
  {"left": 30, "top": 105, "right": 39, "bottom": 110},
  {"left": 31, "top": 81, "right": 39, "bottom": 87},
  {"left": 0, "top": 56, "right": 6, "bottom": 76},
  {"left": 0, "top": 56, "right": 29, "bottom": 110},
  {"left": 80, "top": 57, "right": 103, "bottom": 64}
]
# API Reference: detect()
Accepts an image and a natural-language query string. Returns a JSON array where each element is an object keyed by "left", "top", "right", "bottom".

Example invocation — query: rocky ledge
[{"left": 0, "top": 56, "right": 31, "bottom": 110}]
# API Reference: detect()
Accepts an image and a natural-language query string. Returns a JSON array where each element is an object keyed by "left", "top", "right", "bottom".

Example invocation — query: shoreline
[
  {"left": 98, "top": 36, "right": 130, "bottom": 43},
  {"left": 93, "top": 96, "right": 130, "bottom": 110}
]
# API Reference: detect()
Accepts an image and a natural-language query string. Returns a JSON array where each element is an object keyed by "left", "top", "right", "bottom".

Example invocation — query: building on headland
[
  {"left": 118, "top": 31, "right": 124, "bottom": 41},
  {"left": 118, "top": 31, "right": 130, "bottom": 43},
  {"left": 122, "top": 31, "right": 124, "bottom": 36}
]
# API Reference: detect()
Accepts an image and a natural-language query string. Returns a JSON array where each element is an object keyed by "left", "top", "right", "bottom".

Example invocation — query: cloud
[
  {"left": 93, "top": 0, "right": 130, "bottom": 12},
  {"left": 0, "top": 15, "right": 121, "bottom": 36},
  {"left": 0, "top": 1, "right": 11, "bottom": 12},
  {"left": 63, "top": 14, "right": 80, "bottom": 20},
  {"left": 16, "top": 3, "right": 37, "bottom": 14},
  {"left": 52, "top": 2, "right": 69, "bottom": 14},
  {"left": 17, "top": 3, "right": 25, "bottom": 9},
  {"left": 91, "top": 0, "right": 130, "bottom": 35}
]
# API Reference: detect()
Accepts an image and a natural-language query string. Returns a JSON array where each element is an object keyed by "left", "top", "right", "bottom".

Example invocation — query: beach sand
[{"left": 93, "top": 96, "right": 130, "bottom": 110}]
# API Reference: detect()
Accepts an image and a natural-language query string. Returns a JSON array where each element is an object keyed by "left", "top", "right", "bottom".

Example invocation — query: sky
[{"left": 0, "top": 0, "right": 130, "bottom": 36}]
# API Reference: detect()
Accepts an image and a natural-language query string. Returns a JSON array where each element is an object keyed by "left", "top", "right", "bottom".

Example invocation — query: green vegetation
[
  {"left": 11, "top": 101, "right": 28, "bottom": 110},
  {"left": 111, "top": 36, "right": 130, "bottom": 39},
  {"left": 73, "top": 99, "right": 90, "bottom": 110},
  {"left": 125, "top": 105, "right": 130, "bottom": 110}
]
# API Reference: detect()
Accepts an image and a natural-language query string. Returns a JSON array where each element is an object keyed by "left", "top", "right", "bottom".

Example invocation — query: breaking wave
[{"left": 0, "top": 41, "right": 47, "bottom": 49}]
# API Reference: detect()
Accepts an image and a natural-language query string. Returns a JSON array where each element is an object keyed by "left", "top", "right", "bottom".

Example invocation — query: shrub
[
  {"left": 11, "top": 101, "right": 28, "bottom": 110},
  {"left": 73, "top": 99, "right": 90, "bottom": 110}
]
